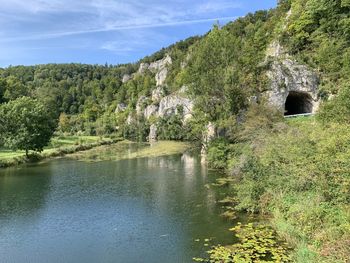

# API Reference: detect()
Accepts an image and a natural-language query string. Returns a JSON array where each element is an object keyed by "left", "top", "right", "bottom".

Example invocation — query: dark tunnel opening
[{"left": 284, "top": 91, "right": 313, "bottom": 116}]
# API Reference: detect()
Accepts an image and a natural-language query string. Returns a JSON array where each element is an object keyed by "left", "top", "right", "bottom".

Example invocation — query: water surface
[{"left": 0, "top": 145, "right": 233, "bottom": 263}]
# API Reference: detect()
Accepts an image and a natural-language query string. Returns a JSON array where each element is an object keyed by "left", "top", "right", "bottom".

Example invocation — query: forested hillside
[{"left": 1, "top": 0, "right": 350, "bottom": 262}]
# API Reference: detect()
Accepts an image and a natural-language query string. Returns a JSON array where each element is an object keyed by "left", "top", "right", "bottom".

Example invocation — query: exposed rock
[
  {"left": 158, "top": 94, "right": 194, "bottom": 122},
  {"left": 115, "top": 103, "right": 127, "bottom": 113},
  {"left": 155, "top": 67, "right": 168, "bottom": 86},
  {"left": 136, "top": 55, "right": 172, "bottom": 88},
  {"left": 145, "top": 89, "right": 194, "bottom": 141},
  {"left": 264, "top": 41, "right": 320, "bottom": 113},
  {"left": 138, "top": 63, "right": 149, "bottom": 74},
  {"left": 122, "top": 74, "right": 131, "bottom": 83},
  {"left": 151, "top": 86, "right": 166, "bottom": 102},
  {"left": 144, "top": 104, "right": 159, "bottom": 119},
  {"left": 149, "top": 124, "right": 158, "bottom": 142},
  {"left": 148, "top": 54, "right": 172, "bottom": 73}
]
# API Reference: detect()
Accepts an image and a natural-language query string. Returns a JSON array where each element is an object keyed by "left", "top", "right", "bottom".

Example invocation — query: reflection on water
[{"left": 0, "top": 148, "right": 233, "bottom": 263}]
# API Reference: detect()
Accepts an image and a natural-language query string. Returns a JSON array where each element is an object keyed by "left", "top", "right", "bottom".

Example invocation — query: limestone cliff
[{"left": 263, "top": 22, "right": 320, "bottom": 115}]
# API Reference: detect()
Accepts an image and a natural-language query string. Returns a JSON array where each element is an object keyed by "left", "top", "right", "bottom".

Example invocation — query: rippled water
[{"left": 0, "top": 146, "right": 233, "bottom": 263}]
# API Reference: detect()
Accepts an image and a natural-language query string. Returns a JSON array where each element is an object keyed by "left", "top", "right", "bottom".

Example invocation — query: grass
[{"left": 0, "top": 135, "right": 120, "bottom": 168}]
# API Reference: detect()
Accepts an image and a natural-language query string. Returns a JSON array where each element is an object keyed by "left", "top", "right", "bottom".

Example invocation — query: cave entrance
[{"left": 284, "top": 91, "right": 313, "bottom": 116}]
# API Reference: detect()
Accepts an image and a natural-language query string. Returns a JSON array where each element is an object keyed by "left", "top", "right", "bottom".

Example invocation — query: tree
[
  {"left": 0, "top": 97, "right": 58, "bottom": 156},
  {"left": 58, "top": 112, "right": 70, "bottom": 133},
  {"left": 3, "top": 76, "right": 28, "bottom": 101}
]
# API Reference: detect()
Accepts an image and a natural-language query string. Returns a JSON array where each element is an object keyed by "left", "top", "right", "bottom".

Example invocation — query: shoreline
[{"left": 0, "top": 138, "right": 122, "bottom": 169}]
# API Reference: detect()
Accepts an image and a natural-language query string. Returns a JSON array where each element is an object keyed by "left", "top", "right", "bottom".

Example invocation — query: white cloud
[
  {"left": 0, "top": 0, "right": 242, "bottom": 42},
  {"left": 197, "top": 1, "right": 243, "bottom": 14}
]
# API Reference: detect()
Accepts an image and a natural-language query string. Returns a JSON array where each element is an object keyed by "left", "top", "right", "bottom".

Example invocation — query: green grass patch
[{"left": 0, "top": 136, "right": 118, "bottom": 168}]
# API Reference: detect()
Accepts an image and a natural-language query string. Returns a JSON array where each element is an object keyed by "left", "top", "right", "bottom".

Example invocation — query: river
[{"left": 0, "top": 143, "right": 234, "bottom": 263}]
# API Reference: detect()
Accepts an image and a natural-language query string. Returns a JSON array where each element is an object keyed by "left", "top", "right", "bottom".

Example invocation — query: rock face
[
  {"left": 148, "top": 54, "right": 172, "bottom": 74},
  {"left": 264, "top": 41, "right": 320, "bottom": 113},
  {"left": 151, "top": 86, "right": 165, "bottom": 102},
  {"left": 122, "top": 74, "right": 131, "bottom": 83},
  {"left": 137, "top": 54, "right": 172, "bottom": 87},
  {"left": 158, "top": 94, "right": 194, "bottom": 121},
  {"left": 144, "top": 104, "right": 158, "bottom": 119},
  {"left": 136, "top": 87, "right": 194, "bottom": 141},
  {"left": 141, "top": 89, "right": 194, "bottom": 122},
  {"left": 155, "top": 67, "right": 168, "bottom": 86}
]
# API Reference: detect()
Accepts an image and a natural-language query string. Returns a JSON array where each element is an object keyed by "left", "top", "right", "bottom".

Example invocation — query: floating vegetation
[
  {"left": 194, "top": 223, "right": 291, "bottom": 262},
  {"left": 212, "top": 177, "right": 235, "bottom": 187}
]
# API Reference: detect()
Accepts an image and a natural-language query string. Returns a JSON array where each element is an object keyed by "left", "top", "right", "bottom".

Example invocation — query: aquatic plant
[{"left": 194, "top": 223, "right": 291, "bottom": 263}]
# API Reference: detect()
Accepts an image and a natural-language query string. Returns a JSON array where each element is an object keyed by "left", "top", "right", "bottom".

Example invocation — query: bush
[
  {"left": 207, "top": 138, "right": 231, "bottom": 169},
  {"left": 318, "top": 84, "right": 350, "bottom": 124}
]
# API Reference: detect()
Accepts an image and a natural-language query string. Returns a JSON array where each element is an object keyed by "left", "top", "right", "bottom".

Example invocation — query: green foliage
[
  {"left": 157, "top": 106, "right": 188, "bottom": 141},
  {"left": 283, "top": 0, "right": 350, "bottom": 97},
  {"left": 185, "top": 25, "right": 249, "bottom": 121},
  {"left": 207, "top": 138, "right": 230, "bottom": 169},
  {"left": 122, "top": 116, "right": 150, "bottom": 142},
  {"left": 0, "top": 97, "right": 58, "bottom": 155},
  {"left": 318, "top": 84, "right": 350, "bottom": 124},
  {"left": 213, "top": 118, "right": 350, "bottom": 262},
  {"left": 196, "top": 223, "right": 291, "bottom": 262},
  {"left": 3, "top": 76, "right": 29, "bottom": 101}
]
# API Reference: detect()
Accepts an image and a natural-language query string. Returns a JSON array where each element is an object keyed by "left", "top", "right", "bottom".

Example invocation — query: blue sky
[{"left": 0, "top": 0, "right": 277, "bottom": 67}]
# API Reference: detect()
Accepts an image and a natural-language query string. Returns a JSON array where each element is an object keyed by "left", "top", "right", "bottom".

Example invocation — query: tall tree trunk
[{"left": 25, "top": 149, "right": 29, "bottom": 158}]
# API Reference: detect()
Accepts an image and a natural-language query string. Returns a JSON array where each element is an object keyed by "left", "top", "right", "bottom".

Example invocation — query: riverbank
[
  {"left": 206, "top": 115, "right": 350, "bottom": 262},
  {"left": 0, "top": 136, "right": 122, "bottom": 168}
]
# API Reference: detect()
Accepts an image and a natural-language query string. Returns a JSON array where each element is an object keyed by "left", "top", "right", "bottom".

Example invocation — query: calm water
[{"left": 0, "top": 148, "right": 234, "bottom": 263}]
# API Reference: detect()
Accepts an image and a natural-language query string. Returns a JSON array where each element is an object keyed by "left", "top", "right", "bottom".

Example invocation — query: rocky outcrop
[
  {"left": 136, "top": 54, "right": 172, "bottom": 87},
  {"left": 136, "top": 86, "right": 194, "bottom": 141},
  {"left": 141, "top": 88, "right": 194, "bottom": 122},
  {"left": 122, "top": 74, "right": 131, "bottom": 83},
  {"left": 151, "top": 86, "right": 166, "bottom": 102},
  {"left": 264, "top": 41, "right": 320, "bottom": 113},
  {"left": 155, "top": 67, "right": 168, "bottom": 86},
  {"left": 158, "top": 94, "right": 194, "bottom": 121},
  {"left": 144, "top": 104, "right": 158, "bottom": 119},
  {"left": 148, "top": 54, "right": 172, "bottom": 74}
]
